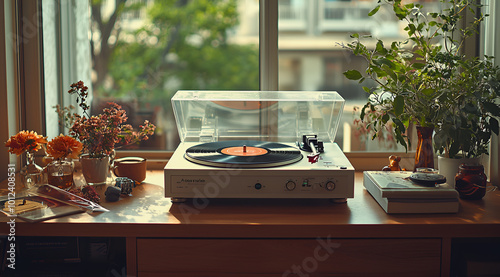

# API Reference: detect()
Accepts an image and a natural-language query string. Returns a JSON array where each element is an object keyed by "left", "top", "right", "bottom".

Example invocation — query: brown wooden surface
[
  {"left": 137, "top": 238, "right": 441, "bottom": 276},
  {"left": 1, "top": 170, "right": 500, "bottom": 276},
  {"left": 126, "top": 236, "right": 137, "bottom": 276},
  {"left": 0, "top": 170, "right": 499, "bottom": 239}
]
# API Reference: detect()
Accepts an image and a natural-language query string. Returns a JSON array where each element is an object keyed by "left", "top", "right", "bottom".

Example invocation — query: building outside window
[
  {"left": 44, "top": 0, "right": 445, "bottom": 155},
  {"left": 3, "top": 0, "right": 496, "bottom": 179}
]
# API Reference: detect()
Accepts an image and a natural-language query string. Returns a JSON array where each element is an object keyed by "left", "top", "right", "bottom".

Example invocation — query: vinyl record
[{"left": 185, "top": 140, "right": 303, "bottom": 168}]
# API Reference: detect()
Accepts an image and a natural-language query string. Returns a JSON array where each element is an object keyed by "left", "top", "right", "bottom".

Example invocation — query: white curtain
[
  {"left": 43, "top": 0, "right": 92, "bottom": 138},
  {"left": 483, "top": 0, "right": 500, "bottom": 186}
]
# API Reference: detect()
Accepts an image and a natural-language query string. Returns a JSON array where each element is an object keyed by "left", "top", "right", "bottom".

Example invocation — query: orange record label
[{"left": 221, "top": 146, "right": 268, "bottom": 156}]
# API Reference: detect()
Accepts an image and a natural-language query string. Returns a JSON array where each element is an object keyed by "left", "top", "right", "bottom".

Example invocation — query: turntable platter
[{"left": 184, "top": 140, "right": 303, "bottom": 168}]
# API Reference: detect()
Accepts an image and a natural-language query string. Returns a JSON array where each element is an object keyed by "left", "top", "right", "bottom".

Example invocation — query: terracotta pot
[{"left": 80, "top": 155, "right": 110, "bottom": 185}]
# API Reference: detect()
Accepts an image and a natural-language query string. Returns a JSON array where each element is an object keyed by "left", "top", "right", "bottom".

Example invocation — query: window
[
  {"left": 0, "top": 0, "right": 16, "bottom": 180},
  {"left": 2, "top": 0, "right": 498, "bottom": 177},
  {"left": 482, "top": 0, "right": 500, "bottom": 185},
  {"left": 44, "top": 0, "right": 260, "bottom": 153},
  {"left": 277, "top": 0, "right": 446, "bottom": 153},
  {"left": 46, "top": 0, "right": 417, "bottom": 155}
]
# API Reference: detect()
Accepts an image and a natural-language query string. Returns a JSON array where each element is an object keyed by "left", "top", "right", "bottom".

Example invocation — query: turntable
[{"left": 164, "top": 90, "right": 354, "bottom": 202}]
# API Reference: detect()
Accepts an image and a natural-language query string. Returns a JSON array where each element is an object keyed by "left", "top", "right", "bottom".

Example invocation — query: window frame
[
  {"left": 1, "top": 0, "right": 45, "bottom": 181},
  {"left": 5, "top": 0, "right": 499, "bottom": 175},
  {"left": 0, "top": 0, "right": 17, "bottom": 181},
  {"left": 18, "top": 0, "right": 45, "bottom": 137},
  {"left": 482, "top": 0, "right": 500, "bottom": 184}
]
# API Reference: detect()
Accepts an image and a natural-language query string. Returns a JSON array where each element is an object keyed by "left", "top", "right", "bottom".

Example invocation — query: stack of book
[{"left": 363, "top": 171, "right": 459, "bottom": 214}]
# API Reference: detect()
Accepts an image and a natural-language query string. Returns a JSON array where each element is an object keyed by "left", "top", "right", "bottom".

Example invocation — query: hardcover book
[
  {"left": 363, "top": 171, "right": 458, "bottom": 198},
  {"left": 363, "top": 171, "right": 459, "bottom": 214}
]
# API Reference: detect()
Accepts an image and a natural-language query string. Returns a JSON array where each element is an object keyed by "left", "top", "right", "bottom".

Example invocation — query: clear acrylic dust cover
[{"left": 171, "top": 90, "right": 345, "bottom": 143}]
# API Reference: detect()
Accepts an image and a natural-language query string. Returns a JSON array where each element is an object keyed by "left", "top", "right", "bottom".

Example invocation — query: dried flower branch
[
  {"left": 54, "top": 104, "right": 77, "bottom": 130},
  {"left": 65, "top": 81, "right": 156, "bottom": 158}
]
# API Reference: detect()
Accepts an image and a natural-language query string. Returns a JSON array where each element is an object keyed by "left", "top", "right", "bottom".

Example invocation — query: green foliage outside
[{"left": 91, "top": 0, "right": 259, "bottom": 107}]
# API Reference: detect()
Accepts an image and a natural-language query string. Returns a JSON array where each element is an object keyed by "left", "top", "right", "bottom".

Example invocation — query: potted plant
[
  {"left": 59, "top": 81, "right": 156, "bottom": 185},
  {"left": 340, "top": 0, "right": 500, "bottom": 174},
  {"left": 432, "top": 52, "right": 500, "bottom": 185}
]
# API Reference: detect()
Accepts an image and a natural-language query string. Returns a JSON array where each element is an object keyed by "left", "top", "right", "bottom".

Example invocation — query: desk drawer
[{"left": 137, "top": 238, "right": 440, "bottom": 276}]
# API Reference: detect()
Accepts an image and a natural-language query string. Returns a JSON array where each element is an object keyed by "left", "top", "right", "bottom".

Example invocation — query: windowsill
[
  {"left": 28, "top": 149, "right": 432, "bottom": 172},
  {"left": 125, "top": 150, "right": 417, "bottom": 171},
  {"left": 114, "top": 150, "right": 418, "bottom": 171},
  {"left": 346, "top": 151, "right": 416, "bottom": 171}
]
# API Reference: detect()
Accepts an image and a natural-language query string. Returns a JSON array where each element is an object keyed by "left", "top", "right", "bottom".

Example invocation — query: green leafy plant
[
  {"left": 433, "top": 57, "right": 500, "bottom": 158},
  {"left": 340, "top": 0, "right": 500, "bottom": 157}
]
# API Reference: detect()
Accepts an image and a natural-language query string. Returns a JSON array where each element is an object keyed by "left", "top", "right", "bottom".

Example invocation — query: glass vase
[
  {"left": 47, "top": 159, "right": 75, "bottom": 190},
  {"left": 455, "top": 164, "right": 487, "bottom": 200},
  {"left": 414, "top": 126, "right": 434, "bottom": 170},
  {"left": 20, "top": 151, "right": 44, "bottom": 189}
]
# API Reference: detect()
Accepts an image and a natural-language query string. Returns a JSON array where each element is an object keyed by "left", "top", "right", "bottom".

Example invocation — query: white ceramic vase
[
  {"left": 437, "top": 156, "right": 480, "bottom": 188},
  {"left": 80, "top": 155, "right": 110, "bottom": 185}
]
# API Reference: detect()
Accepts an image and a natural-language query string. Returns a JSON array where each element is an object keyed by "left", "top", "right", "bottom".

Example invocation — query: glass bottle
[
  {"left": 20, "top": 151, "right": 44, "bottom": 189},
  {"left": 414, "top": 126, "right": 434, "bottom": 170},
  {"left": 455, "top": 164, "right": 487, "bottom": 200},
  {"left": 47, "top": 158, "right": 75, "bottom": 190}
]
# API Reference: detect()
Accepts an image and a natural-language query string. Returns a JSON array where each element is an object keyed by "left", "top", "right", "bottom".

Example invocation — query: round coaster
[{"left": 409, "top": 172, "right": 447, "bottom": 186}]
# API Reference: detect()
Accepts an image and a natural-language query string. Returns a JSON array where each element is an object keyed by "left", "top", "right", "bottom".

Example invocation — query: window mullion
[
  {"left": 1, "top": 0, "right": 20, "bottom": 181},
  {"left": 259, "top": 0, "right": 278, "bottom": 91},
  {"left": 482, "top": 0, "right": 500, "bottom": 185},
  {"left": 17, "top": 0, "right": 45, "bottom": 136}
]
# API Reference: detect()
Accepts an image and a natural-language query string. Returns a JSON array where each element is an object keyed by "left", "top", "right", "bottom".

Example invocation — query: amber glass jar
[{"left": 455, "top": 164, "right": 487, "bottom": 200}]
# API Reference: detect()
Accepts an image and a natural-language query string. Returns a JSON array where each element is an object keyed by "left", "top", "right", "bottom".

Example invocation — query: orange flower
[
  {"left": 5, "top": 130, "right": 47, "bottom": 156},
  {"left": 46, "top": 134, "right": 83, "bottom": 159}
]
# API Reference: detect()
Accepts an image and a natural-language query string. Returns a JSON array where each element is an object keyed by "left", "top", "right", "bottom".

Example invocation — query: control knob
[
  {"left": 285, "top": 181, "right": 296, "bottom": 191},
  {"left": 325, "top": 181, "right": 336, "bottom": 191}
]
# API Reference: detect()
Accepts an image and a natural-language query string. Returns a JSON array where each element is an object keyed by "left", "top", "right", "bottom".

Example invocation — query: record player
[{"left": 164, "top": 90, "right": 355, "bottom": 202}]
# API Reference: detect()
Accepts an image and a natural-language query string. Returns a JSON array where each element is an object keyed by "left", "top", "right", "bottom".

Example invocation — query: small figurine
[
  {"left": 382, "top": 155, "right": 402, "bottom": 171},
  {"left": 115, "top": 177, "right": 136, "bottom": 195}
]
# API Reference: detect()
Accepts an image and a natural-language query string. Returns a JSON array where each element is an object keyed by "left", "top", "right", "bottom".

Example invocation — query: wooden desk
[{"left": 1, "top": 171, "right": 500, "bottom": 276}]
